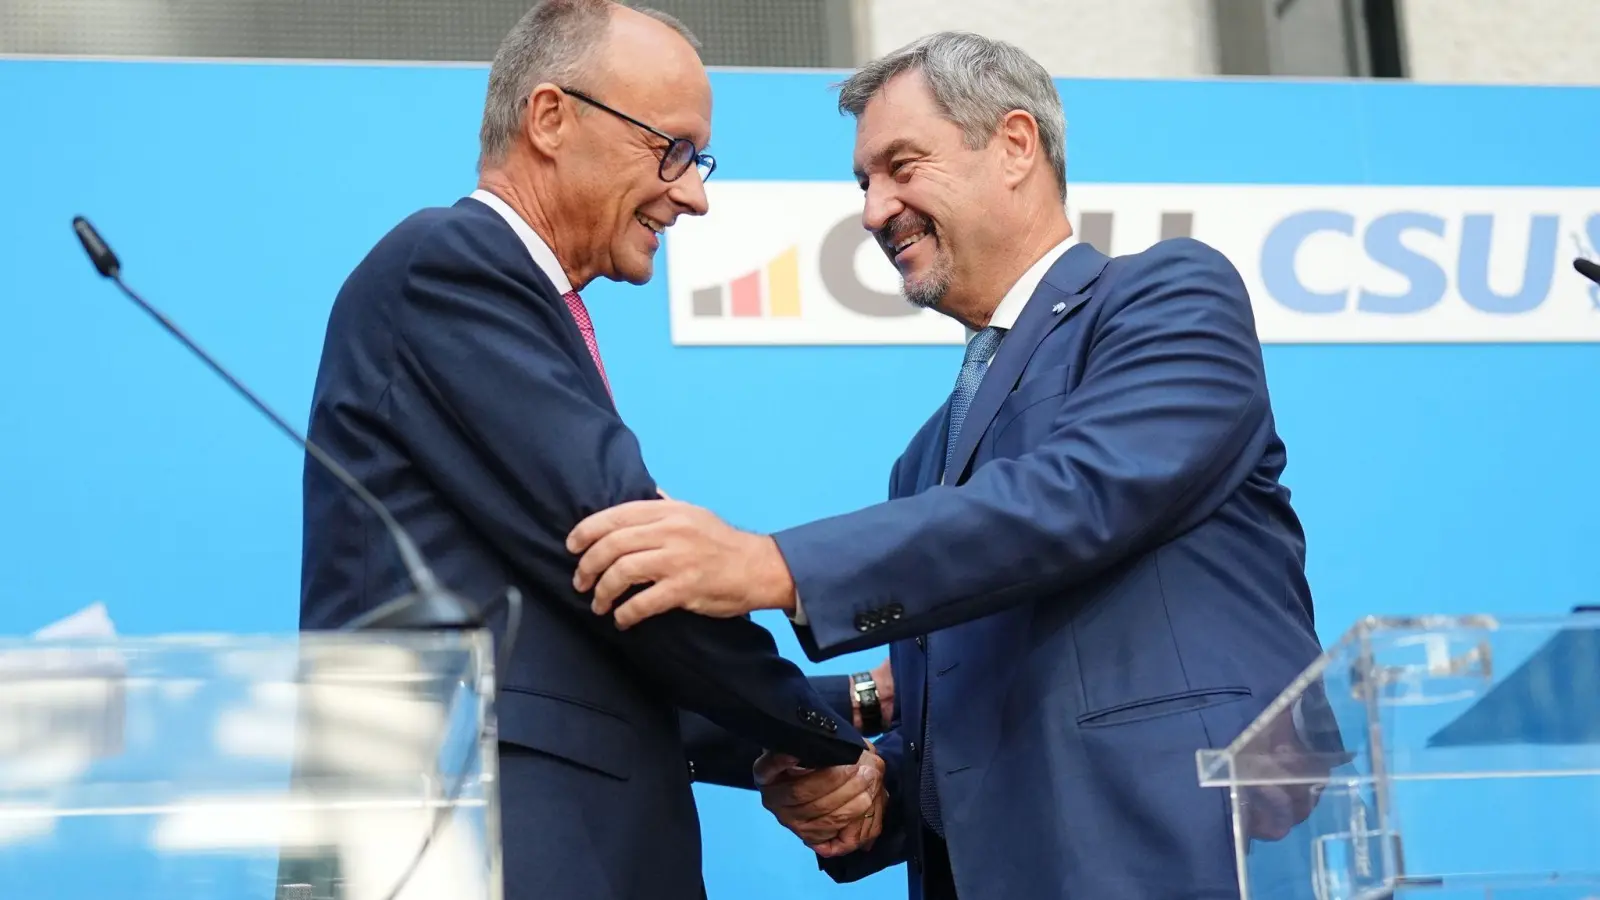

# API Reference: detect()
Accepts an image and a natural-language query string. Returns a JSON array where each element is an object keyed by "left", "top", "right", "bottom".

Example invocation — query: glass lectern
[
  {"left": 0, "top": 631, "right": 500, "bottom": 900},
  {"left": 1199, "top": 613, "right": 1600, "bottom": 900}
]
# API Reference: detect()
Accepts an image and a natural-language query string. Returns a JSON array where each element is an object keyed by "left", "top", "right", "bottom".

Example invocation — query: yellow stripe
[{"left": 766, "top": 246, "right": 801, "bottom": 317}]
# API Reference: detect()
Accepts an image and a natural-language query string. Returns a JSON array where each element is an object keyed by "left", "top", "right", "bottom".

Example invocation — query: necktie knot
[
  {"left": 562, "top": 290, "right": 594, "bottom": 334},
  {"left": 963, "top": 325, "right": 1006, "bottom": 368}
]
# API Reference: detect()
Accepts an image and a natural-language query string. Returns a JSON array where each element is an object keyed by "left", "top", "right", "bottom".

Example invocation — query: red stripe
[{"left": 729, "top": 270, "right": 761, "bottom": 317}]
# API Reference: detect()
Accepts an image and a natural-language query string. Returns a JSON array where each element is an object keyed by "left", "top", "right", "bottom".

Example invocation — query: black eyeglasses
[{"left": 561, "top": 88, "right": 716, "bottom": 184}]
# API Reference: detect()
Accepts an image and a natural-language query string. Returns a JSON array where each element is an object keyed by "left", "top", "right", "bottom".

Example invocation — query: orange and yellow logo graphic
[{"left": 689, "top": 246, "right": 801, "bottom": 318}]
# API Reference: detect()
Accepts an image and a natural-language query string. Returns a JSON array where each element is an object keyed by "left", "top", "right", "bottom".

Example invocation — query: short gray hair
[
  {"left": 837, "top": 32, "right": 1067, "bottom": 201},
  {"left": 477, "top": 0, "right": 699, "bottom": 171}
]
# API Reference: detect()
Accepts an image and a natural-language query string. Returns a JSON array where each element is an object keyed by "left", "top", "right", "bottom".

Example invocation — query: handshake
[
  {"left": 571, "top": 497, "right": 894, "bottom": 856},
  {"left": 749, "top": 658, "right": 897, "bottom": 857},
  {"left": 753, "top": 743, "right": 888, "bottom": 858}
]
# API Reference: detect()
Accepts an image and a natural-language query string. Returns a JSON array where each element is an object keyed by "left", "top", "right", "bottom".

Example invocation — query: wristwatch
[{"left": 851, "top": 671, "right": 883, "bottom": 735}]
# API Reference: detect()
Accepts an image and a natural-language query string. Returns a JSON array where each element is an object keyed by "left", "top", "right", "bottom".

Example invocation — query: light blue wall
[{"left": 2, "top": 59, "right": 1598, "bottom": 898}]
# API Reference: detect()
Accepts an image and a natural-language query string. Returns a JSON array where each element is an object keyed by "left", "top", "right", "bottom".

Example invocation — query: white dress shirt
[
  {"left": 981, "top": 235, "right": 1075, "bottom": 353},
  {"left": 469, "top": 188, "right": 572, "bottom": 293},
  {"left": 789, "top": 235, "right": 1076, "bottom": 626}
]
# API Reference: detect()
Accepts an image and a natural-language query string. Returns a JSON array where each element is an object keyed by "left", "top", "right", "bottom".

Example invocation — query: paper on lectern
[
  {"left": 31, "top": 602, "right": 119, "bottom": 641},
  {"left": 0, "top": 602, "right": 127, "bottom": 763},
  {"left": 0, "top": 601, "right": 124, "bottom": 677}
]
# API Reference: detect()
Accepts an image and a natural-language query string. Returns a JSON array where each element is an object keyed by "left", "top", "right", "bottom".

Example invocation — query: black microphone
[
  {"left": 1576, "top": 257, "right": 1600, "bottom": 288},
  {"left": 70, "top": 215, "right": 476, "bottom": 630}
]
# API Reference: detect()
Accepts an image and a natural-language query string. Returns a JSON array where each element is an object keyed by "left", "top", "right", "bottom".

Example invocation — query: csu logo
[
  {"left": 667, "top": 181, "right": 1600, "bottom": 345},
  {"left": 666, "top": 181, "right": 966, "bottom": 345},
  {"left": 1260, "top": 208, "right": 1600, "bottom": 315},
  {"left": 685, "top": 215, "right": 913, "bottom": 321},
  {"left": 683, "top": 206, "right": 1196, "bottom": 322}
]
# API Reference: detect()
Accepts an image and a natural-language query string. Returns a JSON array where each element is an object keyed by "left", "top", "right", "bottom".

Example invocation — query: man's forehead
[
  {"left": 659, "top": 99, "right": 711, "bottom": 145},
  {"left": 610, "top": 74, "right": 712, "bottom": 144},
  {"left": 596, "top": 19, "right": 713, "bottom": 143},
  {"left": 850, "top": 76, "right": 941, "bottom": 172}
]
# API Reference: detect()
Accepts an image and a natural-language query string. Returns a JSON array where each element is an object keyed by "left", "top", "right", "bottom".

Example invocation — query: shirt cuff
[{"left": 787, "top": 590, "right": 808, "bottom": 626}]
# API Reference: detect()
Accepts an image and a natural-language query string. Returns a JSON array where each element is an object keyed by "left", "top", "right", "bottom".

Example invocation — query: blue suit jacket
[
  {"left": 299, "top": 197, "right": 865, "bottom": 900},
  {"left": 773, "top": 239, "right": 1324, "bottom": 899}
]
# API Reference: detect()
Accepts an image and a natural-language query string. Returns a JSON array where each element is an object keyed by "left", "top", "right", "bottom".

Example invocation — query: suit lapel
[
  {"left": 944, "top": 242, "right": 1111, "bottom": 484},
  {"left": 462, "top": 196, "right": 618, "bottom": 413},
  {"left": 922, "top": 400, "right": 953, "bottom": 492}
]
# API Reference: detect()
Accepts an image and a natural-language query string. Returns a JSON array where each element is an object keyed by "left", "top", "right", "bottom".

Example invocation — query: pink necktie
[{"left": 562, "top": 290, "right": 612, "bottom": 398}]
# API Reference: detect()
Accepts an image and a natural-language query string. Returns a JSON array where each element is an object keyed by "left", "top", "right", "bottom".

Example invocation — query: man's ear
[
  {"left": 996, "top": 109, "right": 1041, "bottom": 191},
  {"left": 524, "top": 83, "right": 570, "bottom": 157}
]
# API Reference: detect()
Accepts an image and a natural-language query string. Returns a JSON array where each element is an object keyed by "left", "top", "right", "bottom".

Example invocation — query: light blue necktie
[
  {"left": 921, "top": 324, "right": 1006, "bottom": 839},
  {"left": 942, "top": 326, "right": 1008, "bottom": 478}
]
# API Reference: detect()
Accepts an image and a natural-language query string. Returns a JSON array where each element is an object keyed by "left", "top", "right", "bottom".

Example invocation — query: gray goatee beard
[
  {"left": 899, "top": 238, "right": 951, "bottom": 309},
  {"left": 881, "top": 210, "right": 949, "bottom": 309},
  {"left": 903, "top": 269, "right": 949, "bottom": 309}
]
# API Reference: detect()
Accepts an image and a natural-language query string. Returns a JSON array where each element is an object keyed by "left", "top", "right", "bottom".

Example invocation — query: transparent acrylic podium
[
  {"left": 1199, "top": 613, "right": 1600, "bottom": 900},
  {"left": 0, "top": 631, "right": 500, "bottom": 900}
]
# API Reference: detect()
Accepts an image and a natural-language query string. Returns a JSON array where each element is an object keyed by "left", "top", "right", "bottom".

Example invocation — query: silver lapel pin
[{"left": 1051, "top": 301, "right": 1067, "bottom": 314}]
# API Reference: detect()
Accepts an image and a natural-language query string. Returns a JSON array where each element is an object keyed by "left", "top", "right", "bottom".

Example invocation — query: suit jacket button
[
  {"left": 887, "top": 603, "right": 904, "bottom": 620},
  {"left": 915, "top": 635, "right": 926, "bottom": 650},
  {"left": 854, "top": 613, "right": 872, "bottom": 632},
  {"left": 824, "top": 719, "right": 838, "bottom": 733}
]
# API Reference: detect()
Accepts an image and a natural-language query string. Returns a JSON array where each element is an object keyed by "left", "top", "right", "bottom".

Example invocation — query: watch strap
[{"left": 851, "top": 672, "right": 883, "bottom": 734}]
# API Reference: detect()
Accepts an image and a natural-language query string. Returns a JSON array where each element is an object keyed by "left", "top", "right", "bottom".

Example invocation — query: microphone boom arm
[{"left": 70, "top": 214, "right": 471, "bottom": 628}]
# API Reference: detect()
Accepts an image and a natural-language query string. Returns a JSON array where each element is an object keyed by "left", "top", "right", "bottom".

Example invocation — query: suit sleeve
[
  {"left": 778, "top": 239, "right": 1273, "bottom": 659},
  {"left": 681, "top": 674, "right": 854, "bottom": 789},
  {"left": 390, "top": 218, "right": 865, "bottom": 767}
]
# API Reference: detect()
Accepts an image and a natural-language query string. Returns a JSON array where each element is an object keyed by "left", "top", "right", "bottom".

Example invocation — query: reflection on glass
[
  {"left": 0, "top": 631, "right": 500, "bottom": 900},
  {"left": 1200, "top": 614, "right": 1600, "bottom": 899}
]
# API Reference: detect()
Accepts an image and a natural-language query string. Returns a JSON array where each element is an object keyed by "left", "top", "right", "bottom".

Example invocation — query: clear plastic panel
[
  {"left": 0, "top": 631, "right": 499, "bottom": 900},
  {"left": 1198, "top": 613, "right": 1600, "bottom": 900}
]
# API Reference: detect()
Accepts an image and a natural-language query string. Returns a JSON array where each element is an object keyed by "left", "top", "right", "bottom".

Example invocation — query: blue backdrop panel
[{"left": 1, "top": 58, "right": 1598, "bottom": 899}]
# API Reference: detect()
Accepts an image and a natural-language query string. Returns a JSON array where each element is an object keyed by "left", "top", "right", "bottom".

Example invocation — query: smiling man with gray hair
[
  {"left": 299, "top": 3, "right": 886, "bottom": 900},
  {"left": 568, "top": 29, "right": 1324, "bottom": 900}
]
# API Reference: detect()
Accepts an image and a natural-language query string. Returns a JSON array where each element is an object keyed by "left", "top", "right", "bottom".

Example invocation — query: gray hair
[
  {"left": 477, "top": 0, "right": 699, "bottom": 172},
  {"left": 837, "top": 31, "right": 1067, "bottom": 201}
]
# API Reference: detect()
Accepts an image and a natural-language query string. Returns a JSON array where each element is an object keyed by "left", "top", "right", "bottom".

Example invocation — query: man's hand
[
  {"left": 754, "top": 747, "right": 887, "bottom": 858},
  {"left": 1240, "top": 704, "right": 1345, "bottom": 841},
  {"left": 566, "top": 499, "right": 796, "bottom": 629}
]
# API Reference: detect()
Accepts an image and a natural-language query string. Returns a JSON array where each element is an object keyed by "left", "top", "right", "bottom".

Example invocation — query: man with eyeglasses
[{"left": 298, "top": 3, "right": 885, "bottom": 899}]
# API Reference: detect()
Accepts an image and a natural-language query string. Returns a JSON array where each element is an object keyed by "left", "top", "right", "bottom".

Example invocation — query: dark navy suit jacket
[
  {"left": 773, "top": 239, "right": 1325, "bottom": 899},
  {"left": 299, "top": 196, "right": 865, "bottom": 900}
]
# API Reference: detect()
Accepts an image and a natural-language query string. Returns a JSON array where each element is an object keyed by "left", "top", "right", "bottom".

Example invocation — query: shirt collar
[
  {"left": 469, "top": 188, "right": 573, "bottom": 294},
  {"left": 986, "top": 235, "right": 1076, "bottom": 332}
]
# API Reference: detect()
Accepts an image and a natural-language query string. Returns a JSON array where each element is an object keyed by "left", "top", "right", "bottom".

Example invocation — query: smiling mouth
[
  {"left": 635, "top": 212, "right": 666, "bottom": 236},
  {"left": 888, "top": 230, "right": 931, "bottom": 261}
]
